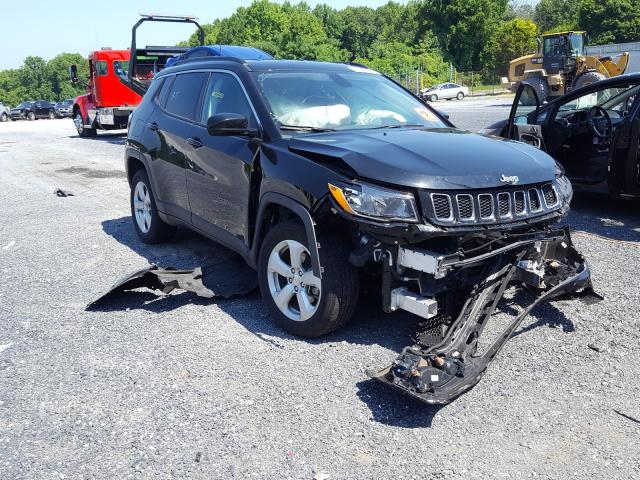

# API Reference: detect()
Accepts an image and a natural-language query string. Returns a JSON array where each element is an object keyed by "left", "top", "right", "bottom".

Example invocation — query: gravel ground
[{"left": 1, "top": 116, "right": 639, "bottom": 480}]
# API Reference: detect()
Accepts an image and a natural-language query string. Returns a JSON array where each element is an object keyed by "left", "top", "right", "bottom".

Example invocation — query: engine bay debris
[{"left": 368, "top": 229, "right": 602, "bottom": 405}]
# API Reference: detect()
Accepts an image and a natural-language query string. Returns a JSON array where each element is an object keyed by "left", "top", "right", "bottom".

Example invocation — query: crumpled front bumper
[{"left": 368, "top": 228, "right": 601, "bottom": 405}]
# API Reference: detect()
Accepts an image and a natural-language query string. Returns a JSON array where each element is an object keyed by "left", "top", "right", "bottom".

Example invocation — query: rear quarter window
[{"left": 163, "top": 72, "right": 208, "bottom": 121}]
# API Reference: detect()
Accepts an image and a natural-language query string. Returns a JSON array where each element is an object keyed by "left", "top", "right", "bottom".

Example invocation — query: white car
[{"left": 422, "top": 83, "right": 469, "bottom": 102}]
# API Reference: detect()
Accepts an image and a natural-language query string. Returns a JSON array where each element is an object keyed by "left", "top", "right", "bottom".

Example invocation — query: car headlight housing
[
  {"left": 555, "top": 174, "right": 573, "bottom": 206},
  {"left": 328, "top": 182, "right": 419, "bottom": 222}
]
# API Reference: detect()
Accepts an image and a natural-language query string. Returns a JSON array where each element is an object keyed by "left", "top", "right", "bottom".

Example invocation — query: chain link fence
[{"left": 388, "top": 67, "right": 508, "bottom": 97}]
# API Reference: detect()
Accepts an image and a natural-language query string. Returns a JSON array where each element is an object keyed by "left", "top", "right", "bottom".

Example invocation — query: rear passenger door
[
  {"left": 184, "top": 70, "right": 260, "bottom": 250},
  {"left": 149, "top": 72, "right": 208, "bottom": 221}
]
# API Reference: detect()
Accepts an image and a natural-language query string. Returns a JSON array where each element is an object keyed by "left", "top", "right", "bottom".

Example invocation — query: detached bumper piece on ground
[
  {"left": 87, "top": 256, "right": 257, "bottom": 309},
  {"left": 368, "top": 228, "right": 601, "bottom": 405}
]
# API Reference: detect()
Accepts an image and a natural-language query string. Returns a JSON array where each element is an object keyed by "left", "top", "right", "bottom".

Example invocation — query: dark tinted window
[
  {"left": 201, "top": 72, "right": 255, "bottom": 124},
  {"left": 156, "top": 75, "right": 173, "bottom": 106},
  {"left": 164, "top": 72, "right": 207, "bottom": 121}
]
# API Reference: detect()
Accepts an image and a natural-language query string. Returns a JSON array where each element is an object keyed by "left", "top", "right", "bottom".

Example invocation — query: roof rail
[{"left": 172, "top": 56, "right": 248, "bottom": 67}]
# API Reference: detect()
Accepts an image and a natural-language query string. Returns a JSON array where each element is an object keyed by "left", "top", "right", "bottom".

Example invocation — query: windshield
[
  {"left": 253, "top": 69, "right": 447, "bottom": 131},
  {"left": 568, "top": 34, "right": 584, "bottom": 56},
  {"left": 17, "top": 102, "right": 33, "bottom": 108},
  {"left": 61, "top": 100, "right": 73, "bottom": 106}
]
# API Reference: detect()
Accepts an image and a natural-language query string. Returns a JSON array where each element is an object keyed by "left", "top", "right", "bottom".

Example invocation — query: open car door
[
  {"left": 121, "top": 14, "right": 205, "bottom": 96},
  {"left": 507, "top": 82, "right": 545, "bottom": 150}
]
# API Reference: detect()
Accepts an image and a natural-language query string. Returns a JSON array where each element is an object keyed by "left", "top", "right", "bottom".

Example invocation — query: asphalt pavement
[{"left": 1, "top": 114, "right": 639, "bottom": 479}]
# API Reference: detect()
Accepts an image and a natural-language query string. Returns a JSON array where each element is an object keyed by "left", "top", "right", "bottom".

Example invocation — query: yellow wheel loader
[{"left": 501, "top": 31, "right": 629, "bottom": 102}]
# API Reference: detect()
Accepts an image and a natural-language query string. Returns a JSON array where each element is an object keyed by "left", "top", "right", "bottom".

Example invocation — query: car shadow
[
  {"left": 567, "top": 192, "right": 640, "bottom": 243},
  {"left": 67, "top": 132, "right": 126, "bottom": 145}
]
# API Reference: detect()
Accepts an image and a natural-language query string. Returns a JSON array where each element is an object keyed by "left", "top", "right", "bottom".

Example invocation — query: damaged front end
[{"left": 360, "top": 227, "right": 600, "bottom": 405}]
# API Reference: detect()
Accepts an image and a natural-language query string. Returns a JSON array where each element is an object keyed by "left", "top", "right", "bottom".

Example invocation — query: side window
[
  {"left": 152, "top": 77, "right": 170, "bottom": 106},
  {"left": 164, "top": 72, "right": 208, "bottom": 121},
  {"left": 200, "top": 72, "right": 256, "bottom": 125},
  {"left": 113, "top": 61, "right": 129, "bottom": 77},
  {"left": 96, "top": 61, "right": 108, "bottom": 76}
]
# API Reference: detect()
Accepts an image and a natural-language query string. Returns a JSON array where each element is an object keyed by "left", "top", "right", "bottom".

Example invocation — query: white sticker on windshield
[{"left": 347, "top": 65, "right": 380, "bottom": 74}]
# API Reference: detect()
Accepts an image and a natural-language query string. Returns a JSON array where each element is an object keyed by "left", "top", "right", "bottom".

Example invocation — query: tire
[
  {"left": 457, "top": 92, "right": 465, "bottom": 100},
  {"left": 0, "top": 113, "right": 7, "bottom": 122},
  {"left": 573, "top": 71, "right": 607, "bottom": 90},
  {"left": 429, "top": 94, "right": 438, "bottom": 102},
  {"left": 258, "top": 221, "right": 359, "bottom": 338},
  {"left": 27, "top": 111, "right": 35, "bottom": 121},
  {"left": 130, "top": 169, "right": 176, "bottom": 244},
  {"left": 74, "top": 112, "right": 96, "bottom": 137},
  {"left": 48, "top": 110, "right": 55, "bottom": 120},
  {"left": 523, "top": 77, "right": 548, "bottom": 103}
]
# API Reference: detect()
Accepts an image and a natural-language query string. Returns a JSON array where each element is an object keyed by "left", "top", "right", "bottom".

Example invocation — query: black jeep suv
[{"left": 125, "top": 58, "right": 597, "bottom": 404}]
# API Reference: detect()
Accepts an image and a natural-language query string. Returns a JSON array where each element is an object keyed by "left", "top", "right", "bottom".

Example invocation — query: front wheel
[
  {"left": 48, "top": 110, "right": 55, "bottom": 119},
  {"left": 258, "top": 221, "right": 359, "bottom": 338},
  {"left": 429, "top": 94, "right": 438, "bottom": 102},
  {"left": 74, "top": 112, "right": 96, "bottom": 137},
  {"left": 0, "top": 113, "right": 7, "bottom": 122},
  {"left": 27, "top": 111, "right": 35, "bottom": 121},
  {"left": 130, "top": 169, "right": 176, "bottom": 244},
  {"left": 457, "top": 92, "right": 465, "bottom": 100}
]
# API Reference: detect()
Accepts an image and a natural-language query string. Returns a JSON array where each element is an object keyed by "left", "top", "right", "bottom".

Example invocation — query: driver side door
[{"left": 506, "top": 82, "right": 544, "bottom": 150}]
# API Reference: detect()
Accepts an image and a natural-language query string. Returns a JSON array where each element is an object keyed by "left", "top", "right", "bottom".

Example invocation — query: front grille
[
  {"left": 541, "top": 184, "right": 559, "bottom": 208},
  {"left": 432, "top": 194, "right": 452, "bottom": 220},
  {"left": 426, "top": 182, "right": 561, "bottom": 226},
  {"left": 514, "top": 191, "right": 526, "bottom": 215},
  {"left": 528, "top": 189, "right": 541, "bottom": 212},
  {"left": 457, "top": 194, "right": 474, "bottom": 220},
  {"left": 497, "top": 192, "right": 511, "bottom": 218},
  {"left": 478, "top": 194, "right": 493, "bottom": 219}
]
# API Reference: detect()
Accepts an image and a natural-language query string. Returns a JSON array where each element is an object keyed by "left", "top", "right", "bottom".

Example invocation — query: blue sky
[{"left": 0, "top": 0, "right": 401, "bottom": 70}]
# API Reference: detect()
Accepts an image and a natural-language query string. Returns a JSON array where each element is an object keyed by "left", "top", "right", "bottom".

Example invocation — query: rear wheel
[
  {"left": 573, "top": 71, "right": 607, "bottom": 90},
  {"left": 429, "top": 94, "right": 438, "bottom": 102},
  {"left": 258, "top": 221, "right": 359, "bottom": 338},
  {"left": 130, "top": 169, "right": 176, "bottom": 244},
  {"left": 523, "top": 77, "right": 548, "bottom": 103},
  {"left": 74, "top": 112, "right": 96, "bottom": 137},
  {"left": 457, "top": 92, "right": 465, "bottom": 100}
]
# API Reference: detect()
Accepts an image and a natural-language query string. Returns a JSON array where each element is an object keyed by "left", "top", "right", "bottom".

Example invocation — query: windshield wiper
[
  {"left": 278, "top": 124, "right": 336, "bottom": 133},
  {"left": 365, "top": 124, "right": 426, "bottom": 130}
]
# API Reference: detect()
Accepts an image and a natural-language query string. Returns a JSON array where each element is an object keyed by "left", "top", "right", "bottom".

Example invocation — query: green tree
[
  {"left": 47, "top": 53, "right": 88, "bottom": 101},
  {"left": 337, "top": 6, "right": 378, "bottom": 60},
  {"left": 534, "top": 0, "right": 580, "bottom": 33},
  {"left": 482, "top": 18, "right": 538, "bottom": 74},
  {"left": 578, "top": 0, "right": 640, "bottom": 44},
  {"left": 18, "top": 56, "right": 51, "bottom": 100},
  {"left": 418, "top": 0, "right": 509, "bottom": 70}
]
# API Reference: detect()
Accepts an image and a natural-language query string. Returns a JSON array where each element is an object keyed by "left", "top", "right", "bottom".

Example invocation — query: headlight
[
  {"left": 555, "top": 174, "right": 573, "bottom": 205},
  {"left": 328, "top": 182, "right": 419, "bottom": 222}
]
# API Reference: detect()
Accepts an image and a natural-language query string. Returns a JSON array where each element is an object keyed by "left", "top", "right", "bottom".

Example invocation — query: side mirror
[
  {"left": 207, "top": 113, "right": 258, "bottom": 137},
  {"left": 69, "top": 64, "right": 78, "bottom": 84}
]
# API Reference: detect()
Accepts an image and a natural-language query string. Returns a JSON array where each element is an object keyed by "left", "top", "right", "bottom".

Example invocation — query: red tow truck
[{"left": 70, "top": 14, "right": 204, "bottom": 137}]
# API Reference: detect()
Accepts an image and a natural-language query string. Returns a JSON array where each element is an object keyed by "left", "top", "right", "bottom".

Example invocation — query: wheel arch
[{"left": 250, "top": 192, "right": 322, "bottom": 278}]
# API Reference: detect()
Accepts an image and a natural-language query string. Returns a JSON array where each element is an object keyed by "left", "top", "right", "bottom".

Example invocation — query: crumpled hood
[{"left": 288, "top": 128, "right": 557, "bottom": 190}]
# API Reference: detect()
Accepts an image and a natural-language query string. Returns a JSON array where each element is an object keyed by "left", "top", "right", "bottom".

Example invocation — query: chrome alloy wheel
[
  {"left": 267, "top": 239, "right": 321, "bottom": 321},
  {"left": 133, "top": 181, "right": 152, "bottom": 233},
  {"left": 73, "top": 113, "right": 83, "bottom": 134}
]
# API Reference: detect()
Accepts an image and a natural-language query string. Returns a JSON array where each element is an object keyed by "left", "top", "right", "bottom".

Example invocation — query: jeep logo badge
[{"left": 500, "top": 174, "right": 519, "bottom": 185}]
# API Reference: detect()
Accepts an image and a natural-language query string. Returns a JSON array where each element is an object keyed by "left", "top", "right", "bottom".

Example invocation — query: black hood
[{"left": 288, "top": 128, "right": 557, "bottom": 190}]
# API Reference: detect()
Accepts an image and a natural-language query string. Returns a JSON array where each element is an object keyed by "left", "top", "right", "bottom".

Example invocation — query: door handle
[
  {"left": 186, "top": 137, "right": 203, "bottom": 148},
  {"left": 147, "top": 122, "right": 158, "bottom": 131}
]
